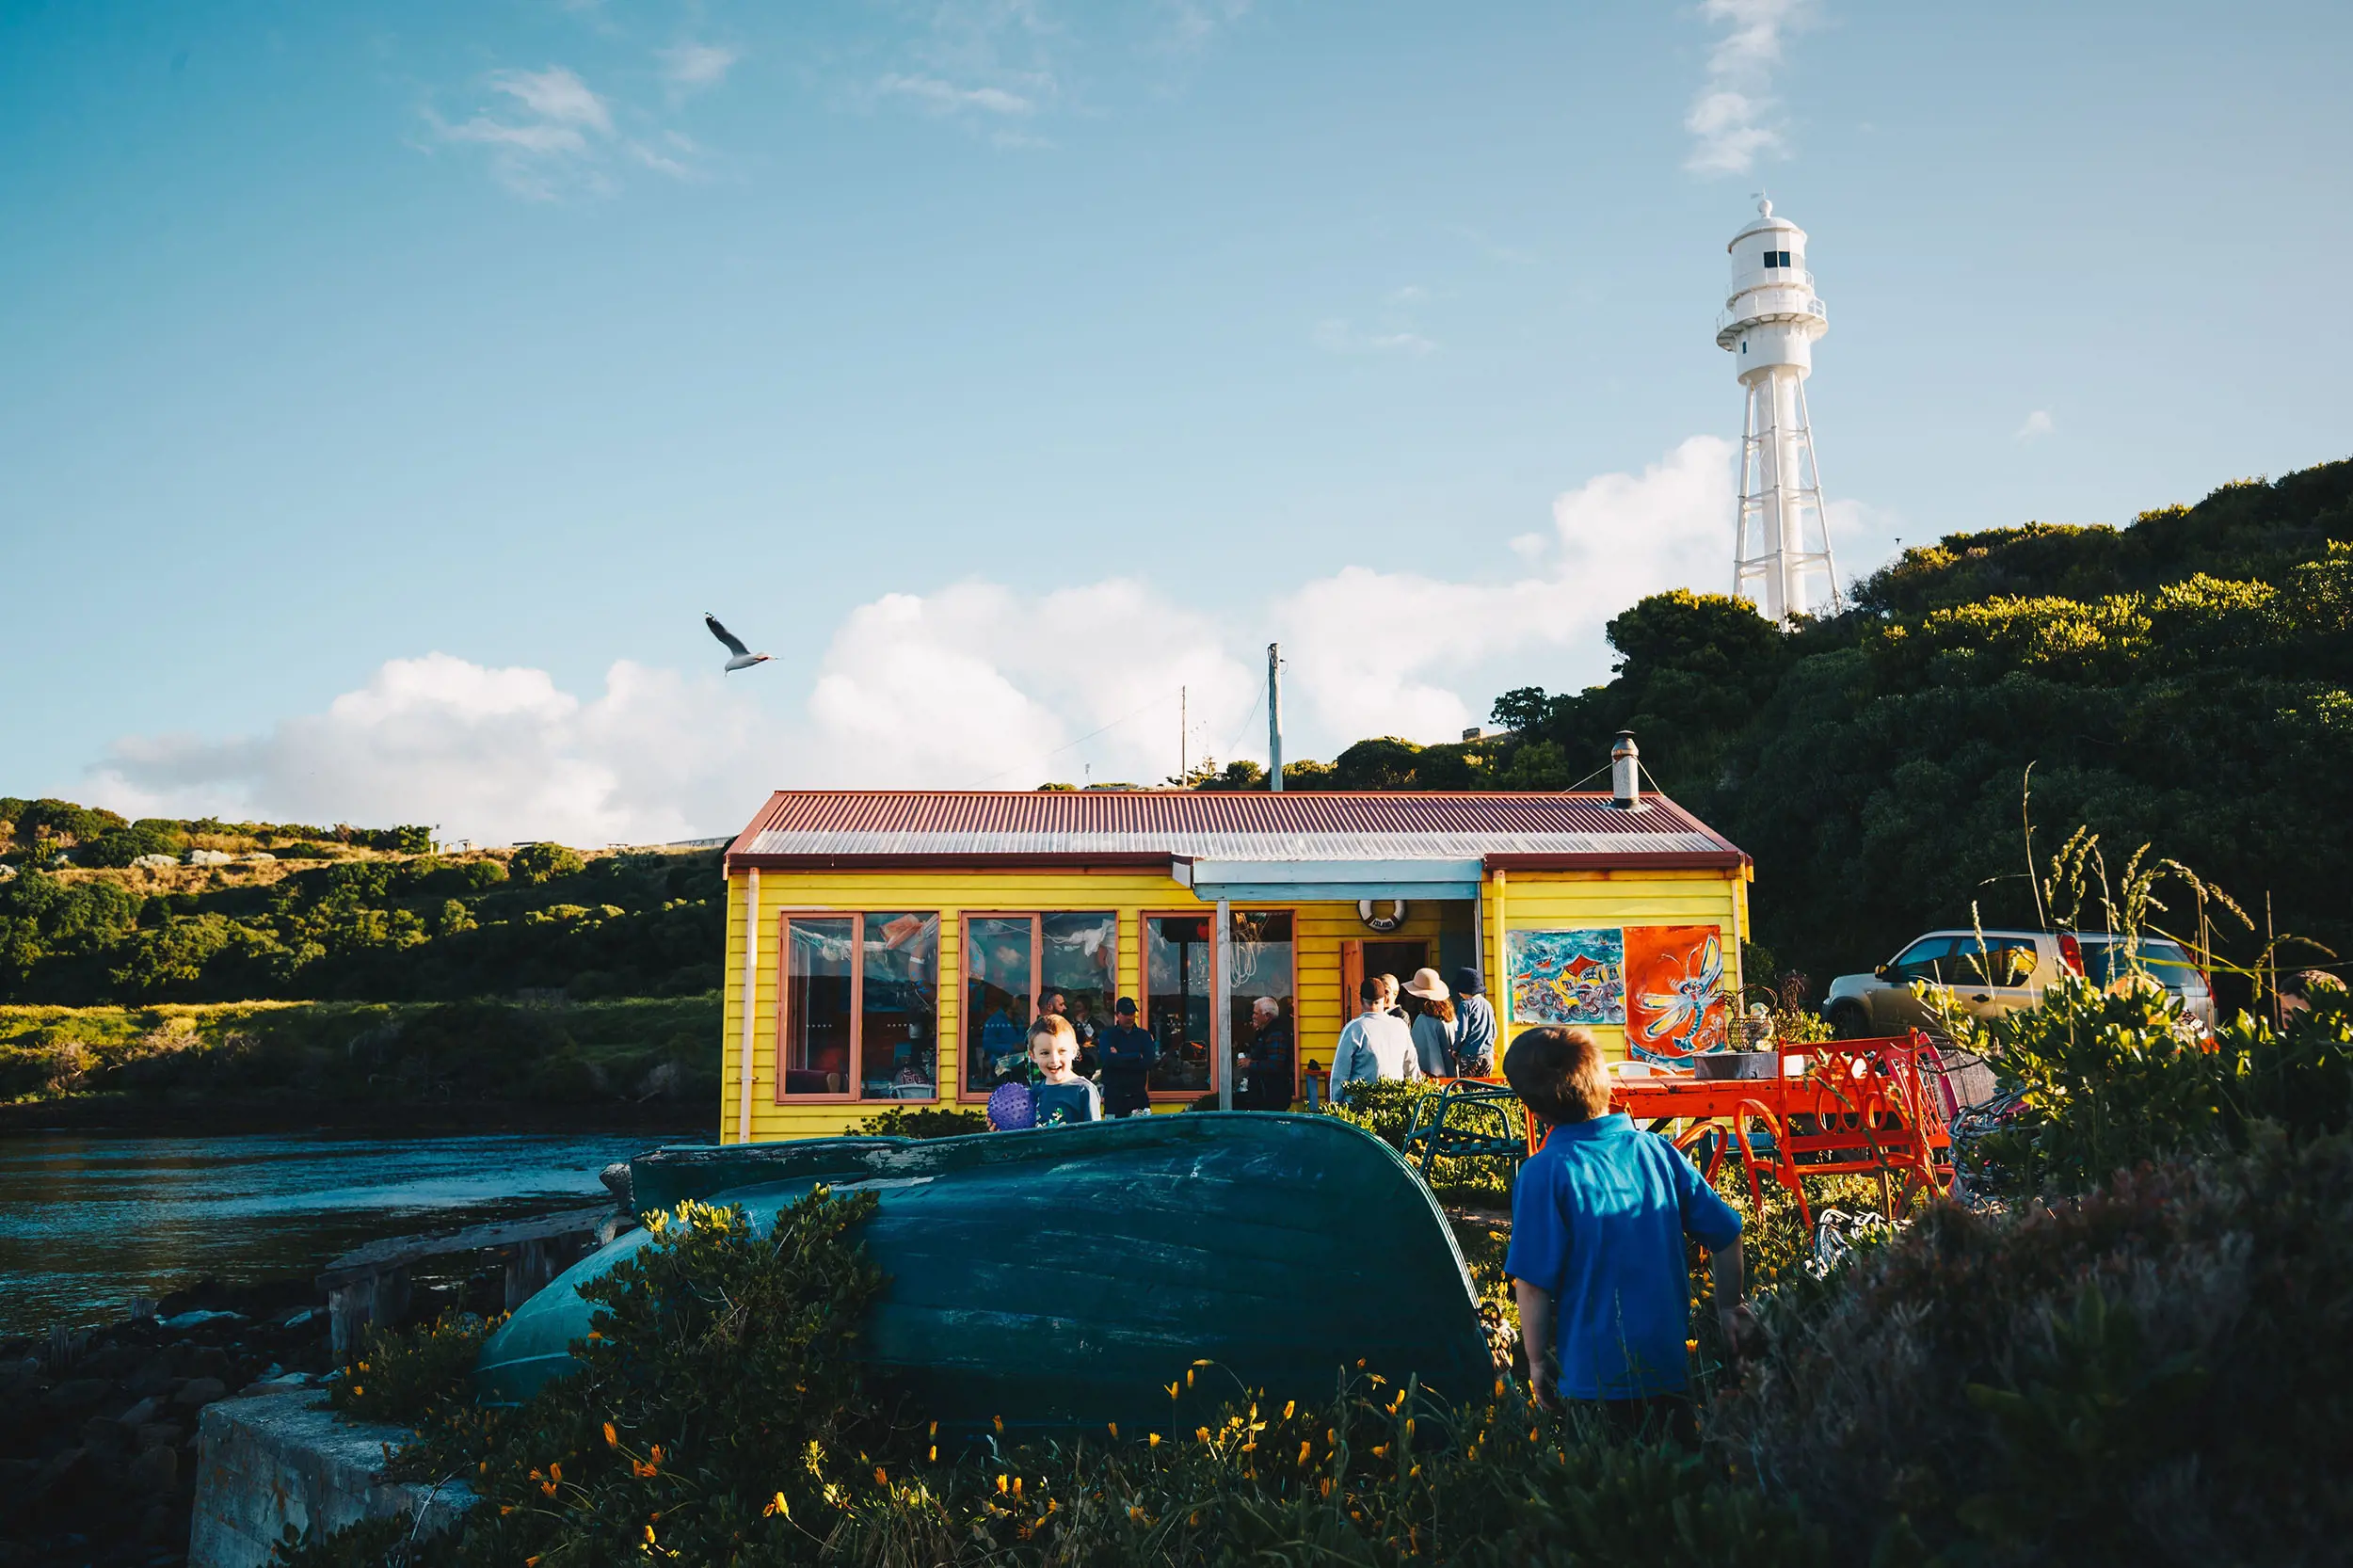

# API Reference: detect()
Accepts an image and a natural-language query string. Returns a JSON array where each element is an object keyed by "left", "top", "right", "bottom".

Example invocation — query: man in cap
[
  {"left": 1452, "top": 968, "right": 1498, "bottom": 1078},
  {"left": 1096, "top": 997, "right": 1159, "bottom": 1117}
]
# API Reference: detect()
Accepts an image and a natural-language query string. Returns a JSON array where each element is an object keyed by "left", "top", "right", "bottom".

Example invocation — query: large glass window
[
  {"left": 965, "top": 916, "right": 1036, "bottom": 1093},
  {"left": 777, "top": 913, "right": 939, "bottom": 1100},
  {"left": 1146, "top": 916, "right": 1213, "bottom": 1096},
  {"left": 780, "top": 917, "right": 855, "bottom": 1096},
  {"left": 960, "top": 913, "right": 1117, "bottom": 1095},
  {"left": 860, "top": 913, "right": 940, "bottom": 1099},
  {"left": 1230, "top": 911, "right": 1295, "bottom": 1105}
]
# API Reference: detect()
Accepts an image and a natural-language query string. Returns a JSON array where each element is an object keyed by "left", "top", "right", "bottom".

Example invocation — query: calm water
[{"left": 0, "top": 1131, "right": 703, "bottom": 1337}]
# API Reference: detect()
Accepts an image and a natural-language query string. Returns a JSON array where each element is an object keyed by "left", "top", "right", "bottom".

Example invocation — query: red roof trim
[
  {"left": 1483, "top": 851, "right": 1750, "bottom": 872},
  {"left": 728, "top": 852, "right": 1176, "bottom": 872},
  {"left": 720, "top": 789, "right": 1748, "bottom": 872}
]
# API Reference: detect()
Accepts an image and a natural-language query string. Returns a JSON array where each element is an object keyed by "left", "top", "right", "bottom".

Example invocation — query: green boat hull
[{"left": 475, "top": 1112, "right": 1491, "bottom": 1436}]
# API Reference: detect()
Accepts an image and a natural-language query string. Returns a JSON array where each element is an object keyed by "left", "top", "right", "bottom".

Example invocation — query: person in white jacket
[{"left": 1330, "top": 978, "right": 1422, "bottom": 1094}]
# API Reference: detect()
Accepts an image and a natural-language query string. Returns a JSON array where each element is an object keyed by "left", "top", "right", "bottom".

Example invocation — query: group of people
[{"left": 1327, "top": 967, "right": 1498, "bottom": 1091}]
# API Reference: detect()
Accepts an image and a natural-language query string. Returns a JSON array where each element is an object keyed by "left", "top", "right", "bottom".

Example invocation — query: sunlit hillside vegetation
[{"left": 0, "top": 805, "right": 725, "bottom": 1006}]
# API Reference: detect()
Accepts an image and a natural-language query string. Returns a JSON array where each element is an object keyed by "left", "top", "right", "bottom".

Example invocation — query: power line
[
  {"left": 1217, "top": 683, "right": 1265, "bottom": 776},
  {"left": 968, "top": 690, "right": 1176, "bottom": 788}
]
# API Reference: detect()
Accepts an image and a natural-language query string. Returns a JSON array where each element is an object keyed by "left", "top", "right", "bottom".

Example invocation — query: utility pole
[
  {"left": 1180, "top": 685, "right": 1188, "bottom": 782},
  {"left": 1267, "top": 644, "right": 1284, "bottom": 792}
]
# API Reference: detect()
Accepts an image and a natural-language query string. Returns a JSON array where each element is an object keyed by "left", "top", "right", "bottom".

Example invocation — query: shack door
[{"left": 1340, "top": 940, "right": 1430, "bottom": 1010}]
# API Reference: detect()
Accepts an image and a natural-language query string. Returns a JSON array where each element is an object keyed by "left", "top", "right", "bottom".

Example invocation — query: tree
[{"left": 509, "top": 842, "right": 587, "bottom": 886}]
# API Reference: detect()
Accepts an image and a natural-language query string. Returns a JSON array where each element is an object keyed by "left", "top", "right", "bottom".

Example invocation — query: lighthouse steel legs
[{"left": 1733, "top": 367, "right": 1836, "bottom": 621}]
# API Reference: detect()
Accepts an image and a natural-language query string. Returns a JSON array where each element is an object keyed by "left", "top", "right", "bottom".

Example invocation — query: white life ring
[{"left": 1358, "top": 899, "right": 1407, "bottom": 933}]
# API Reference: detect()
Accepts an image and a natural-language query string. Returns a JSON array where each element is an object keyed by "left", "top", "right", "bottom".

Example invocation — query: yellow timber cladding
[{"left": 717, "top": 856, "right": 1750, "bottom": 1146}]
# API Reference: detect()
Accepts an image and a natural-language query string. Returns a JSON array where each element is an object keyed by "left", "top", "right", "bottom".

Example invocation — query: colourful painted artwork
[
  {"left": 1507, "top": 929, "right": 1625, "bottom": 1026},
  {"left": 1624, "top": 925, "right": 1731, "bottom": 1061}
]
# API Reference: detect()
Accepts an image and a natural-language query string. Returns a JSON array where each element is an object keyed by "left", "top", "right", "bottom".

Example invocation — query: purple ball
[{"left": 985, "top": 1082, "right": 1036, "bottom": 1131}]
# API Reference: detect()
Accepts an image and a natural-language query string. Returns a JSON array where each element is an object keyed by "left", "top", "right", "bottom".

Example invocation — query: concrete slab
[{"left": 189, "top": 1390, "right": 476, "bottom": 1568}]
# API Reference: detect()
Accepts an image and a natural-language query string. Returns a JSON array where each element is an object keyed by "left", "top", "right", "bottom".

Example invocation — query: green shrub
[
  {"left": 1711, "top": 1130, "right": 2353, "bottom": 1566},
  {"left": 75, "top": 825, "right": 181, "bottom": 868},
  {"left": 845, "top": 1104, "right": 988, "bottom": 1139},
  {"left": 1972, "top": 972, "right": 2353, "bottom": 1198},
  {"left": 509, "top": 841, "right": 586, "bottom": 886},
  {"left": 286, "top": 1190, "right": 903, "bottom": 1567},
  {"left": 332, "top": 1313, "right": 494, "bottom": 1432}
]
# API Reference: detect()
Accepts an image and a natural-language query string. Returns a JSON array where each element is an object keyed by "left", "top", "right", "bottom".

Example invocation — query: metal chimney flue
[{"left": 1610, "top": 731, "right": 1643, "bottom": 810}]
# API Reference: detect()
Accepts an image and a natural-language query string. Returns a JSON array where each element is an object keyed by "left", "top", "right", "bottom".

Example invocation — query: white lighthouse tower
[{"left": 1716, "top": 199, "right": 1837, "bottom": 620}]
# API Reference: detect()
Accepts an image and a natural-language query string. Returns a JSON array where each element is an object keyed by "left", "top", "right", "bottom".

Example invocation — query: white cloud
[
  {"left": 1685, "top": 0, "right": 1812, "bottom": 176},
  {"left": 661, "top": 42, "right": 740, "bottom": 90},
  {"left": 431, "top": 65, "right": 617, "bottom": 199},
  {"left": 427, "top": 60, "right": 717, "bottom": 199},
  {"left": 1276, "top": 437, "right": 1735, "bottom": 741},
  {"left": 494, "top": 65, "right": 612, "bottom": 132},
  {"left": 807, "top": 581, "right": 1257, "bottom": 787},
  {"left": 88, "top": 654, "right": 767, "bottom": 847},
  {"left": 2015, "top": 408, "right": 2056, "bottom": 440},
  {"left": 878, "top": 72, "right": 1036, "bottom": 116},
  {"left": 88, "top": 440, "right": 1770, "bottom": 839}
]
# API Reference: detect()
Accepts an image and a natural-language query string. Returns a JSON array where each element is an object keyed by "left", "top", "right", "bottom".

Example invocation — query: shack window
[
  {"left": 776, "top": 912, "right": 940, "bottom": 1100},
  {"left": 1230, "top": 910, "right": 1296, "bottom": 1106},
  {"left": 1142, "top": 909, "right": 1296, "bottom": 1102},
  {"left": 1145, "top": 915, "right": 1214, "bottom": 1097},
  {"left": 960, "top": 913, "right": 1117, "bottom": 1096}
]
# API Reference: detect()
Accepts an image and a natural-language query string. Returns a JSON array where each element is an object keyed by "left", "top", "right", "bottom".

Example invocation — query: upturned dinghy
[{"left": 476, "top": 1112, "right": 1492, "bottom": 1435}]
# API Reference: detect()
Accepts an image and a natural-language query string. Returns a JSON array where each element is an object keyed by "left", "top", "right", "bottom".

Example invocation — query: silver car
[
  {"left": 1823, "top": 929, "right": 2216, "bottom": 1037},
  {"left": 1823, "top": 929, "right": 2059, "bottom": 1036}
]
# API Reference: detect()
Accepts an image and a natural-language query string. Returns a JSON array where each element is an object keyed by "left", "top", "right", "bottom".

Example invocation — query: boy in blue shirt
[
  {"left": 1028, "top": 1016, "right": 1102, "bottom": 1127},
  {"left": 1502, "top": 1025, "right": 1754, "bottom": 1445}
]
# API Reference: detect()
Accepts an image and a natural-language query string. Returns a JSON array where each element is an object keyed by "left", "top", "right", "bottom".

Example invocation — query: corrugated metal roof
[{"left": 726, "top": 791, "right": 1745, "bottom": 867}]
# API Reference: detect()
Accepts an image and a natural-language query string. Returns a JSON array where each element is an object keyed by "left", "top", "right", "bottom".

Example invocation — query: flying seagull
[{"left": 705, "top": 613, "right": 773, "bottom": 673}]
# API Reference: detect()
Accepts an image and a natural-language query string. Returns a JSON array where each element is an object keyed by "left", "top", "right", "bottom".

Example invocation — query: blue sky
[{"left": 3, "top": 0, "right": 2348, "bottom": 843}]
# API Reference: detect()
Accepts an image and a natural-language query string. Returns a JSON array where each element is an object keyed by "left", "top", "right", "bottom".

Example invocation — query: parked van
[{"left": 1823, "top": 930, "right": 2214, "bottom": 1036}]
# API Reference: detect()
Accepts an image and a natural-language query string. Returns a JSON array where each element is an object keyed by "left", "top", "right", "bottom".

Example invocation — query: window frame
[
  {"left": 772, "top": 910, "right": 943, "bottom": 1104},
  {"left": 1227, "top": 907, "right": 1300, "bottom": 1106},
  {"left": 952, "top": 910, "right": 1121, "bottom": 1105},
  {"left": 1141, "top": 908, "right": 1222, "bottom": 1103}
]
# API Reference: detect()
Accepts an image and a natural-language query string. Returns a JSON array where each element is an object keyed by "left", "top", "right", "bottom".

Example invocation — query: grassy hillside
[{"left": 0, "top": 826, "right": 725, "bottom": 1006}]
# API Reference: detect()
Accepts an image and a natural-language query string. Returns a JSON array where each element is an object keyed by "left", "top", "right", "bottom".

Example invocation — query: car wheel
[{"left": 1827, "top": 1000, "right": 1870, "bottom": 1039}]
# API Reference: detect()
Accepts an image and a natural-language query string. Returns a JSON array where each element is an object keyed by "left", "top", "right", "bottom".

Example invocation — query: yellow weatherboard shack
[{"left": 716, "top": 783, "right": 1753, "bottom": 1144}]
